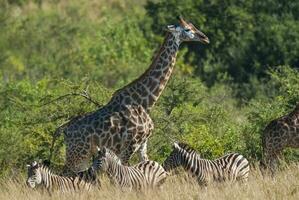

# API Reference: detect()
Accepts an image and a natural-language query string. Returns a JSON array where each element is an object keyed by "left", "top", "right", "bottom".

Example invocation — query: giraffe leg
[
  {"left": 269, "top": 156, "right": 278, "bottom": 176},
  {"left": 139, "top": 140, "right": 149, "bottom": 162},
  {"left": 268, "top": 150, "right": 282, "bottom": 176}
]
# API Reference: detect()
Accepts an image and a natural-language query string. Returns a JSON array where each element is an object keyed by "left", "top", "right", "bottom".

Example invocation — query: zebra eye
[{"left": 184, "top": 29, "right": 191, "bottom": 32}]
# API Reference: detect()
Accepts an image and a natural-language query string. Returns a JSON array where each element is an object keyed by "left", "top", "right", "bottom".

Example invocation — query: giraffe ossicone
[{"left": 59, "top": 17, "right": 209, "bottom": 173}]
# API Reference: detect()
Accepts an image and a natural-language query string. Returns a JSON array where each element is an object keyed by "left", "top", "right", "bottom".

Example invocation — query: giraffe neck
[{"left": 110, "top": 33, "right": 180, "bottom": 111}]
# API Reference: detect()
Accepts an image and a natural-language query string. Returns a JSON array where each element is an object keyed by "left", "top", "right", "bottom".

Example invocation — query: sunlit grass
[{"left": 0, "top": 164, "right": 298, "bottom": 200}]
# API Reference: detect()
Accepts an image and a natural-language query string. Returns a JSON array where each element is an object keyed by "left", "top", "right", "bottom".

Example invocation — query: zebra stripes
[
  {"left": 26, "top": 161, "right": 97, "bottom": 192},
  {"left": 163, "top": 142, "right": 249, "bottom": 185},
  {"left": 93, "top": 147, "right": 167, "bottom": 190},
  {"left": 134, "top": 160, "right": 168, "bottom": 187},
  {"left": 27, "top": 142, "right": 249, "bottom": 191}
]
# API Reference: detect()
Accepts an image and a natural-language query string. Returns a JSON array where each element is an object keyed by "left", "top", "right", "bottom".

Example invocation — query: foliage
[
  {"left": 0, "top": 0, "right": 298, "bottom": 177},
  {"left": 146, "top": 0, "right": 299, "bottom": 99},
  {"left": 243, "top": 66, "right": 299, "bottom": 161}
]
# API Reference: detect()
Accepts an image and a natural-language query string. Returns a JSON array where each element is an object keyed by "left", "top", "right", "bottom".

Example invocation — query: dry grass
[{"left": 0, "top": 165, "right": 298, "bottom": 200}]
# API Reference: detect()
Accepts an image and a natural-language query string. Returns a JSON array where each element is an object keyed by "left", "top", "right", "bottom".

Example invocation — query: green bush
[
  {"left": 0, "top": 0, "right": 298, "bottom": 177},
  {"left": 243, "top": 66, "right": 299, "bottom": 161}
]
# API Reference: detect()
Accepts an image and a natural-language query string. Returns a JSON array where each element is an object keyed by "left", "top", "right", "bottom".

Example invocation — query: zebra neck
[
  {"left": 106, "top": 158, "right": 125, "bottom": 183},
  {"left": 180, "top": 151, "right": 202, "bottom": 176},
  {"left": 40, "top": 166, "right": 52, "bottom": 189}
]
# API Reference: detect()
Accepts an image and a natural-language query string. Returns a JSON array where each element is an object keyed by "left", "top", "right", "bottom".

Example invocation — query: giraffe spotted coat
[
  {"left": 58, "top": 17, "right": 210, "bottom": 173},
  {"left": 262, "top": 104, "right": 299, "bottom": 173}
]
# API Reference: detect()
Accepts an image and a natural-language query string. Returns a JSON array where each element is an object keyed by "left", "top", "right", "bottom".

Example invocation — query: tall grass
[{"left": 1, "top": 164, "right": 298, "bottom": 200}]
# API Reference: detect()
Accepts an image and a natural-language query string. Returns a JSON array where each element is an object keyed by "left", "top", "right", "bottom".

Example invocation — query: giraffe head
[{"left": 166, "top": 16, "right": 209, "bottom": 45}]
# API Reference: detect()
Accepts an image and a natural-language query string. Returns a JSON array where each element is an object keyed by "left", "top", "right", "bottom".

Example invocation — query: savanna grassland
[
  {"left": 0, "top": 0, "right": 298, "bottom": 199},
  {"left": 1, "top": 165, "right": 299, "bottom": 200}
]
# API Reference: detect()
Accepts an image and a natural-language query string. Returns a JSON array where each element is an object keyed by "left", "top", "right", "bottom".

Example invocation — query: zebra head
[
  {"left": 162, "top": 142, "right": 184, "bottom": 172},
  {"left": 26, "top": 161, "right": 42, "bottom": 188},
  {"left": 92, "top": 147, "right": 122, "bottom": 173},
  {"left": 92, "top": 147, "right": 110, "bottom": 172}
]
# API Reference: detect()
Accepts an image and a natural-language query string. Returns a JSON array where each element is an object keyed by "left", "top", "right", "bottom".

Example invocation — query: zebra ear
[
  {"left": 102, "top": 147, "right": 107, "bottom": 154},
  {"left": 32, "top": 161, "right": 38, "bottom": 166},
  {"left": 42, "top": 160, "right": 51, "bottom": 167},
  {"left": 96, "top": 146, "right": 101, "bottom": 152},
  {"left": 173, "top": 142, "right": 180, "bottom": 149}
]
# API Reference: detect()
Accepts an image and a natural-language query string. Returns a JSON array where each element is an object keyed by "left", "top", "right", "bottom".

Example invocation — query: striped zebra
[
  {"left": 26, "top": 160, "right": 97, "bottom": 192},
  {"left": 163, "top": 142, "right": 250, "bottom": 185},
  {"left": 93, "top": 147, "right": 168, "bottom": 190}
]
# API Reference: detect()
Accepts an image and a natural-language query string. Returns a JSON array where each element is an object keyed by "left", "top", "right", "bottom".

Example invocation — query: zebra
[
  {"left": 93, "top": 147, "right": 168, "bottom": 190},
  {"left": 163, "top": 142, "right": 250, "bottom": 185},
  {"left": 26, "top": 160, "right": 97, "bottom": 192}
]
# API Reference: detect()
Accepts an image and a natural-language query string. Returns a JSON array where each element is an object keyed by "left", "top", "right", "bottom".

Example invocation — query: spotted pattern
[
  {"left": 262, "top": 104, "right": 299, "bottom": 173},
  {"left": 58, "top": 17, "right": 209, "bottom": 173}
]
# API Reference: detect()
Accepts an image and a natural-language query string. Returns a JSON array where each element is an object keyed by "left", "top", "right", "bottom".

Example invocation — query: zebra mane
[
  {"left": 177, "top": 142, "right": 198, "bottom": 155},
  {"left": 39, "top": 164, "right": 55, "bottom": 175},
  {"left": 105, "top": 148, "right": 118, "bottom": 160}
]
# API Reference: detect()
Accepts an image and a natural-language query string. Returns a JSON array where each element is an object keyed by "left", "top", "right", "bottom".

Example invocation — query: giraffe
[
  {"left": 262, "top": 103, "right": 299, "bottom": 174},
  {"left": 57, "top": 16, "right": 209, "bottom": 173}
]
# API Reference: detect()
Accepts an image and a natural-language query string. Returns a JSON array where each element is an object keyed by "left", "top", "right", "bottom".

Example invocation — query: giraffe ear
[{"left": 166, "top": 25, "right": 177, "bottom": 32}]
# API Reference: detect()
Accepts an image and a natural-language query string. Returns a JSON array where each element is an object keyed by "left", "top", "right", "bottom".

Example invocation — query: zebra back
[
  {"left": 163, "top": 142, "right": 249, "bottom": 184},
  {"left": 134, "top": 160, "right": 168, "bottom": 188},
  {"left": 213, "top": 153, "right": 250, "bottom": 182}
]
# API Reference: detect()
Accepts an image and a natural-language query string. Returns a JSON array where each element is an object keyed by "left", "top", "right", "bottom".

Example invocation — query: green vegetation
[{"left": 0, "top": 0, "right": 298, "bottom": 177}]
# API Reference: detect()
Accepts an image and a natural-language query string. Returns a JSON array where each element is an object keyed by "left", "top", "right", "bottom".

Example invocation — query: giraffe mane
[{"left": 112, "top": 32, "right": 172, "bottom": 97}]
